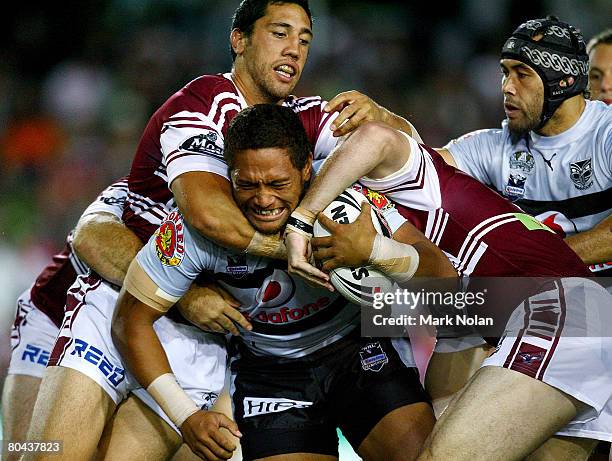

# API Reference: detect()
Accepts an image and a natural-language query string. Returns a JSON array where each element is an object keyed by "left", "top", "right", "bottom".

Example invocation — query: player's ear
[
  {"left": 302, "top": 153, "right": 313, "bottom": 182},
  {"left": 230, "top": 28, "right": 246, "bottom": 57}
]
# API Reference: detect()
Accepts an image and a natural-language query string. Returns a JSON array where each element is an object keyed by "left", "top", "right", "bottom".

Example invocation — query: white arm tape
[
  {"left": 146, "top": 373, "right": 199, "bottom": 428},
  {"left": 368, "top": 234, "right": 420, "bottom": 283}
]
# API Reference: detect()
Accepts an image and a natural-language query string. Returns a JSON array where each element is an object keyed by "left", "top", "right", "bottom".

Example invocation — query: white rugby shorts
[
  {"left": 8, "top": 288, "right": 59, "bottom": 378},
  {"left": 483, "top": 277, "right": 612, "bottom": 441},
  {"left": 49, "top": 274, "right": 227, "bottom": 433}
]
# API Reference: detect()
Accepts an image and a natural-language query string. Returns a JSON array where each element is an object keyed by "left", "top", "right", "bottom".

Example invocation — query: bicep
[{"left": 171, "top": 171, "right": 254, "bottom": 250}]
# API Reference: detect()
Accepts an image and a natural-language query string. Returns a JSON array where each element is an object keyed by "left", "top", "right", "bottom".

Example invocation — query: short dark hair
[
  {"left": 224, "top": 104, "right": 311, "bottom": 170},
  {"left": 230, "top": 0, "right": 312, "bottom": 61},
  {"left": 587, "top": 28, "right": 612, "bottom": 54}
]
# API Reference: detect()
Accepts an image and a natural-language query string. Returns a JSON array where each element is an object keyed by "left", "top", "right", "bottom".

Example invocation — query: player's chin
[{"left": 249, "top": 217, "right": 287, "bottom": 235}]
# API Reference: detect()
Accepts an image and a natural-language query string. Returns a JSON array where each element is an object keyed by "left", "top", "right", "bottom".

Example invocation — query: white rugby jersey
[
  {"left": 445, "top": 100, "right": 611, "bottom": 240},
  {"left": 136, "top": 199, "right": 405, "bottom": 358}
]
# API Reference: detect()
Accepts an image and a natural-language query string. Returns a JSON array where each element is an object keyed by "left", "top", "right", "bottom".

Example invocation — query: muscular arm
[
  {"left": 172, "top": 172, "right": 285, "bottom": 259},
  {"left": 313, "top": 204, "right": 456, "bottom": 279},
  {"left": 72, "top": 212, "right": 143, "bottom": 285},
  {"left": 299, "top": 122, "right": 414, "bottom": 216},
  {"left": 564, "top": 215, "right": 612, "bottom": 265},
  {"left": 112, "top": 288, "right": 170, "bottom": 387},
  {"left": 392, "top": 222, "right": 457, "bottom": 278},
  {"left": 112, "top": 260, "right": 239, "bottom": 457}
]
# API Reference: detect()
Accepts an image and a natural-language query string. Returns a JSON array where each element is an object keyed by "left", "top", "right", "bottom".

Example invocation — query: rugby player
[
  {"left": 113, "top": 104, "right": 457, "bottom": 461},
  {"left": 26, "top": 0, "right": 424, "bottom": 458},
  {"left": 587, "top": 28, "right": 612, "bottom": 105},
  {"left": 284, "top": 111, "right": 612, "bottom": 460}
]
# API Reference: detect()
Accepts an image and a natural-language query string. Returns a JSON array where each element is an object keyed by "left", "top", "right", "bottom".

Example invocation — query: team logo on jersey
[
  {"left": 226, "top": 254, "right": 248, "bottom": 277},
  {"left": 257, "top": 270, "right": 296, "bottom": 308},
  {"left": 569, "top": 158, "right": 593, "bottom": 190},
  {"left": 504, "top": 172, "right": 526, "bottom": 200},
  {"left": 359, "top": 342, "right": 388, "bottom": 372},
  {"left": 180, "top": 131, "right": 224, "bottom": 159},
  {"left": 353, "top": 184, "right": 393, "bottom": 212},
  {"left": 155, "top": 211, "right": 185, "bottom": 266},
  {"left": 509, "top": 151, "right": 535, "bottom": 174}
]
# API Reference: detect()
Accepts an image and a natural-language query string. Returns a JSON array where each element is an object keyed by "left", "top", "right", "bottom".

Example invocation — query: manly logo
[
  {"left": 180, "top": 131, "right": 223, "bottom": 159},
  {"left": 504, "top": 172, "right": 527, "bottom": 201},
  {"left": 226, "top": 254, "right": 248, "bottom": 278},
  {"left": 509, "top": 151, "right": 535, "bottom": 174},
  {"left": 569, "top": 159, "right": 593, "bottom": 190},
  {"left": 518, "top": 351, "right": 545, "bottom": 365},
  {"left": 359, "top": 342, "right": 388, "bottom": 372}
]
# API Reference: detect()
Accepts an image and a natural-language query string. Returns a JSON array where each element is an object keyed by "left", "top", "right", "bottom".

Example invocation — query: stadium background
[{"left": 0, "top": 0, "right": 609, "bottom": 458}]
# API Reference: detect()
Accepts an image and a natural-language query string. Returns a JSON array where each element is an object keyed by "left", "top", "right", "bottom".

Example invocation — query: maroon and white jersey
[
  {"left": 359, "top": 134, "right": 590, "bottom": 278},
  {"left": 124, "top": 73, "right": 338, "bottom": 242},
  {"left": 29, "top": 178, "right": 128, "bottom": 327}
]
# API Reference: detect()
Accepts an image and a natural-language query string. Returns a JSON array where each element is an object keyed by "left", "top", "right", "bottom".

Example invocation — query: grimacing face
[
  {"left": 240, "top": 3, "right": 312, "bottom": 102},
  {"left": 231, "top": 147, "right": 312, "bottom": 235},
  {"left": 589, "top": 43, "right": 612, "bottom": 105},
  {"left": 501, "top": 58, "right": 545, "bottom": 135}
]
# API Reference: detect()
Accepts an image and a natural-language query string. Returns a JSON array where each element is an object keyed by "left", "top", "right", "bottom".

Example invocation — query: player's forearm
[
  {"left": 73, "top": 213, "right": 143, "bottom": 285},
  {"left": 300, "top": 122, "right": 401, "bottom": 216},
  {"left": 112, "top": 290, "right": 171, "bottom": 387},
  {"left": 383, "top": 109, "right": 423, "bottom": 143},
  {"left": 392, "top": 222, "right": 457, "bottom": 278},
  {"left": 173, "top": 172, "right": 285, "bottom": 259},
  {"left": 564, "top": 215, "right": 612, "bottom": 264}
]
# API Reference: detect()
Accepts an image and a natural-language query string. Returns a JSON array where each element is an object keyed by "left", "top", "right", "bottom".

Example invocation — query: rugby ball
[{"left": 313, "top": 186, "right": 395, "bottom": 306}]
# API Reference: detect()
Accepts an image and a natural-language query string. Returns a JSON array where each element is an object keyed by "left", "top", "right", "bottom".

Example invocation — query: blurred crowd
[{"left": 0, "top": 0, "right": 610, "bottom": 375}]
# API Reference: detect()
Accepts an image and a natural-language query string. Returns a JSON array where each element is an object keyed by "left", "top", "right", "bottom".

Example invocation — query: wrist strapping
[
  {"left": 368, "top": 234, "right": 420, "bottom": 283},
  {"left": 286, "top": 207, "right": 317, "bottom": 238},
  {"left": 246, "top": 231, "right": 286, "bottom": 259},
  {"left": 146, "top": 373, "right": 199, "bottom": 428}
]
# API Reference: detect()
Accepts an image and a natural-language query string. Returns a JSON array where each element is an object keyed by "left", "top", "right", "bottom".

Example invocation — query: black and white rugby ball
[{"left": 313, "top": 187, "right": 394, "bottom": 306}]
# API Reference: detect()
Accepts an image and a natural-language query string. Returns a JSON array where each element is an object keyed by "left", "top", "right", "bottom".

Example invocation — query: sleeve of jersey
[
  {"left": 129, "top": 215, "right": 216, "bottom": 311},
  {"left": 79, "top": 177, "right": 129, "bottom": 220},
  {"left": 443, "top": 129, "right": 497, "bottom": 184},
  {"left": 160, "top": 110, "right": 229, "bottom": 184},
  {"left": 312, "top": 102, "right": 340, "bottom": 161},
  {"left": 360, "top": 133, "right": 441, "bottom": 210}
]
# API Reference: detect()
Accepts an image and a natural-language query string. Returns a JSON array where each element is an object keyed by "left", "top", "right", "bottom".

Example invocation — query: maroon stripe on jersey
[
  {"left": 167, "top": 116, "right": 205, "bottom": 122},
  {"left": 315, "top": 111, "right": 334, "bottom": 142},
  {"left": 430, "top": 209, "right": 445, "bottom": 244},
  {"left": 10, "top": 297, "right": 32, "bottom": 351},
  {"left": 126, "top": 196, "right": 167, "bottom": 220},
  {"left": 458, "top": 240, "right": 485, "bottom": 276},
  {"left": 502, "top": 300, "right": 530, "bottom": 369},
  {"left": 48, "top": 336, "right": 71, "bottom": 367},
  {"left": 373, "top": 154, "right": 426, "bottom": 194},
  {"left": 212, "top": 100, "right": 240, "bottom": 126},
  {"left": 536, "top": 280, "right": 566, "bottom": 380},
  {"left": 30, "top": 244, "right": 79, "bottom": 328},
  {"left": 49, "top": 276, "right": 101, "bottom": 367},
  {"left": 164, "top": 123, "right": 216, "bottom": 130},
  {"left": 166, "top": 151, "right": 225, "bottom": 166}
]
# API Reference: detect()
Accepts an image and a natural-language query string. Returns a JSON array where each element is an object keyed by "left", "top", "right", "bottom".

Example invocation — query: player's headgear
[{"left": 501, "top": 16, "right": 589, "bottom": 129}]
